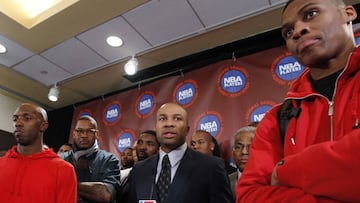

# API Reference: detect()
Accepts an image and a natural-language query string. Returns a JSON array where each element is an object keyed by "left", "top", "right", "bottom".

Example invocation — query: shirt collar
[{"left": 159, "top": 142, "right": 187, "bottom": 167}]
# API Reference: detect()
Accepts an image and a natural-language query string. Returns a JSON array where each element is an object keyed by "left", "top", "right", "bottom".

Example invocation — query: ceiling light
[
  {"left": 0, "top": 43, "right": 7, "bottom": 53},
  {"left": 106, "top": 36, "right": 123, "bottom": 47},
  {"left": 48, "top": 84, "right": 59, "bottom": 102},
  {"left": 0, "top": 0, "right": 79, "bottom": 29},
  {"left": 124, "top": 57, "right": 138, "bottom": 75}
]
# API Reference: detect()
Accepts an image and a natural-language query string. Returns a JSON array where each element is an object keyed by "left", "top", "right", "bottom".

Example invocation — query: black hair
[
  {"left": 210, "top": 136, "right": 221, "bottom": 157},
  {"left": 140, "top": 130, "right": 156, "bottom": 137},
  {"left": 139, "top": 130, "right": 159, "bottom": 145},
  {"left": 282, "top": 0, "right": 294, "bottom": 13}
]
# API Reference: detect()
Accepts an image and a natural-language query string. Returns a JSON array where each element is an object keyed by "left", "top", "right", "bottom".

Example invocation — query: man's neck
[
  {"left": 17, "top": 144, "right": 43, "bottom": 156},
  {"left": 309, "top": 45, "right": 354, "bottom": 80}
]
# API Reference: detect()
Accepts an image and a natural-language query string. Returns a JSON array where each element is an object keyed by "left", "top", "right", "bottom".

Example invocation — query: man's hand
[{"left": 271, "top": 160, "right": 284, "bottom": 186}]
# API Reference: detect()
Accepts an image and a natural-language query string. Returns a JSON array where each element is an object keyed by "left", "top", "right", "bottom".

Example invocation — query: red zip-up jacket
[
  {"left": 237, "top": 46, "right": 360, "bottom": 203},
  {"left": 0, "top": 146, "right": 77, "bottom": 203}
]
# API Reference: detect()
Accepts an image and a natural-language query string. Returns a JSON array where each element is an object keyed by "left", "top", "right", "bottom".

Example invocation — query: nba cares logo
[{"left": 139, "top": 200, "right": 157, "bottom": 203}]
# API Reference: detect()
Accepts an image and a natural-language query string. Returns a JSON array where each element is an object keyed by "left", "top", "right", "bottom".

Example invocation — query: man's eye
[
  {"left": 306, "top": 10, "right": 318, "bottom": 20},
  {"left": 282, "top": 28, "right": 293, "bottom": 39}
]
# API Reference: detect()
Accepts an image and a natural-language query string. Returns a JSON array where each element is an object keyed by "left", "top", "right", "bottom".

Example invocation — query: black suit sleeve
[{"left": 209, "top": 157, "right": 235, "bottom": 203}]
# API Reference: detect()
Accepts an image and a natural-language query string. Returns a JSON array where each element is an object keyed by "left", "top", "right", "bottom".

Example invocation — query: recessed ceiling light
[
  {"left": 106, "top": 36, "right": 123, "bottom": 47},
  {"left": 0, "top": 44, "right": 7, "bottom": 54}
]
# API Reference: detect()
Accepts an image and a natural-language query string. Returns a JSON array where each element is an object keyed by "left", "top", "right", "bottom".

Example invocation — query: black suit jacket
[{"left": 128, "top": 148, "right": 234, "bottom": 203}]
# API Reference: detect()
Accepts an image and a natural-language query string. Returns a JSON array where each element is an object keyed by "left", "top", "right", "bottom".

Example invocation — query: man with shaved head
[
  {"left": 128, "top": 102, "right": 234, "bottom": 203},
  {"left": 0, "top": 103, "right": 77, "bottom": 202}
]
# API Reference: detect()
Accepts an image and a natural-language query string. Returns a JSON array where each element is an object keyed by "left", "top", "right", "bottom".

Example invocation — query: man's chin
[
  {"left": 138, "top": 155, "right": 148, "bottom": 161},
  {"left": 77, "top": 145, "right": 91, "bottom": 150},
  {"left": 16, "top": 139, "right": 31, "bottom": 146}
]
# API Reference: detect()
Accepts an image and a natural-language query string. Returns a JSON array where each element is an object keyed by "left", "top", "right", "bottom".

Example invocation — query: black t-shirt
[{"left": 310, "top": 69, "right": 343, "bottom": 101}]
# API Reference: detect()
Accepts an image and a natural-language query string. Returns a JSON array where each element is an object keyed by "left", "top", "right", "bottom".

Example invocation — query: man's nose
[{"left": 293, "top": 21, "right": 309, "bottom": 40}]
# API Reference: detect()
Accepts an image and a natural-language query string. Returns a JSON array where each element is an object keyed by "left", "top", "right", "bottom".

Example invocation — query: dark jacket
[{"left": 128, "top": 147, "right": 234, "bottom": 203}]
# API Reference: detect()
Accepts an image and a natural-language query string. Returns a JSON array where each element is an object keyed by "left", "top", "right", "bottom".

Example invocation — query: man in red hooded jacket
[
  {"left": 237, "top": 0, "right": 360, "bottom": 202},
  {"left": 0, "top": 103, "right": 77, "bottom": 203}
]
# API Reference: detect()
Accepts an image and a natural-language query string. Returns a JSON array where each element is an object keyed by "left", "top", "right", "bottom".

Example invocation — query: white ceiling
[{"left": 0, "top": 0, "right": 358, "bottom": 110}]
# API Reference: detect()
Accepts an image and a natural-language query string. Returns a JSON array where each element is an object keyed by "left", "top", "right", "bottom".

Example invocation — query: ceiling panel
[
  {"left": 123, "top": 0, "right": 204, "bottom": 46},
  {"left": 13, "top": 55, "right": 72, "bottom": 87},
  {"left": 189, "top": 0, "right": 270, "bottom": 27},
  {"left": 0, "top": 34, "right": 33, "bottom": 67},
  {"left": 77, "top": 15, "right": 151, "bottom": 62},
  {"left": 41, "top": 37, "right": 107, "bottom": 75}
]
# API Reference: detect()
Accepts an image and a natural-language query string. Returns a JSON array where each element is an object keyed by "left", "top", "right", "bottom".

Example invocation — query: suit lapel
[{"left": 137, "top": 155, "right": 159, "bottom": 200}]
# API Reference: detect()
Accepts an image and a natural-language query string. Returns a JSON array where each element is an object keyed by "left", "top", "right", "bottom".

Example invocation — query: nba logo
[{"left": 139, "top": 200, "right": 157, "bottom": 203}]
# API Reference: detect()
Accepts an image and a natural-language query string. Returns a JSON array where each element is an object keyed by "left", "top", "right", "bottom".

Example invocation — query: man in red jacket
[
  {"left": 0, "top": 103, "right": 77, "bottom": 203},
  {"left": 237, "top": 0, "right": 360, "bottom": 202}
]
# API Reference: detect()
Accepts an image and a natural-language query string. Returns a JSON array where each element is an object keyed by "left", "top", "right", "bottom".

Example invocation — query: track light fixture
[
  {"left": 124, "top": 56, "right": 138, "bottom": 75},
  {"left": 48, "top": 84, "right": 59, "bottom": 102}
]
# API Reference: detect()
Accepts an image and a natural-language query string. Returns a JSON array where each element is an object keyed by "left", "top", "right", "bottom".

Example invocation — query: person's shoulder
[
  {"left": 187, "top": 149, "right": 222, "bottom": 164},
  {"left": 48, "top": 154, "right": 75, "bottom": 170},
  {"left": 95, "top": 149, "right": 118, "bottom": 160},
  {"left": 97, "top": 149, "right": 117, "bottom": 157},
  {"left": 57, "top": 158, "right": 76, "bottom": 170},
  {"left": 133, "top": 155, "right": 157, "bottom": 170}
]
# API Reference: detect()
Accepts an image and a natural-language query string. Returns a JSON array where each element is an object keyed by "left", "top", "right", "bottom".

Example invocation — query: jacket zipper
[{"left": 328, "top": 100, "right": 334, "bottom": 141}]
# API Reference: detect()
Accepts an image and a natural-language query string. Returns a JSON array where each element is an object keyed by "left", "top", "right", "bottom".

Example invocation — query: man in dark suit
[{"left": 128, "top": 102, "right": 234, "bottom": 203}]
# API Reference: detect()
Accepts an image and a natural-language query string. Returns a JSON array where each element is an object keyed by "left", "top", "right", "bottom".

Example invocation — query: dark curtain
[
  {"left": 0, "top": 129, "right": 16, "bottom": 150},
  {"left": 44, "top": 105, "right": 74, "bottom": 152}
]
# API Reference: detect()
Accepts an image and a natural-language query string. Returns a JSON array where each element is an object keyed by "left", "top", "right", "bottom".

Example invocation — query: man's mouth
[
  {"left": 162, "top": 132, "right": 176, "bottom": 138},
  {"left": 297, "top": 38, "right": 319, "bottom": 54}
]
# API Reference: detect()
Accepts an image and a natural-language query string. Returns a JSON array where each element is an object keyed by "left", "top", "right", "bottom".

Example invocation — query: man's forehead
[
  {"left": 76, "top": 119, "right": 94, "bottom": 126},
  {"left": 192, "top": 136, "right": 205, "bottom": 141},
  {"left": 140, "top": 134, "right": 156, "bottom": 140},
  {"left": 194, "top": 133, "right": 210, "bottom": 140},
  {"left": 14, "top": 107, "right": 38, "bottom": 117},
  {"left": 157, "top": 107, "right": 185, "bottom": 116}
]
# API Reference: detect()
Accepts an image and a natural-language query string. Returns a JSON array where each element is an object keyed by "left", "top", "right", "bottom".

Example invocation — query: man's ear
[
  {"left": 345, "top": 5, "right": 357, "bottom": 22},
  {"left": 40, "top": 121, "right": 49, "bottom": 132}
]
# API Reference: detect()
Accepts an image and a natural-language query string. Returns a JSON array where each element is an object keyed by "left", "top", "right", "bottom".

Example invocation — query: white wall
[{"left": 0, "top": 93, "right": 22, "bottom": 132}]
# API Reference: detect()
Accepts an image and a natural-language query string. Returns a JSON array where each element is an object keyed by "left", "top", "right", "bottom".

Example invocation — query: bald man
[
  {"left": 128, "top": 102, "right": 234, "bottom": 203},
  {"left": 0, "top": 103, "right": 77, "bottom": 202}
]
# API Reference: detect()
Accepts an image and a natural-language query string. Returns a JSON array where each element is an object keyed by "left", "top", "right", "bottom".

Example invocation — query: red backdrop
[{"left": 69, "top": 28, "right": 360, "bottom": 164}]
